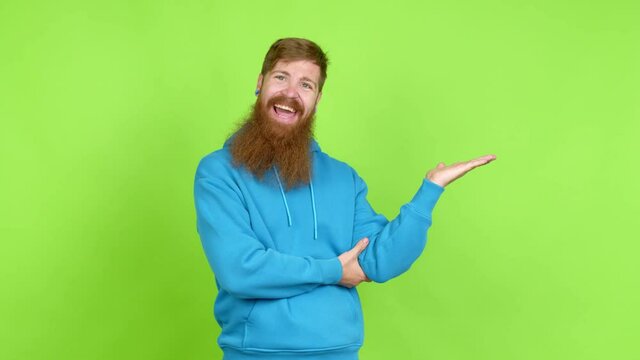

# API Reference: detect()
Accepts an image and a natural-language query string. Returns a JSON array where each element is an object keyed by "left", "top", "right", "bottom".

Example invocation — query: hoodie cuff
[
  {"left": 318, "top": 257, "right": 343, "bottom": 285},
  {"left": 406, "top": 178, "right": 445, "bottom": 220}
]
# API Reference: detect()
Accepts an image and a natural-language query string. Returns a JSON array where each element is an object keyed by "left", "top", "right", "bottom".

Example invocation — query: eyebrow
[{"left": 272, "top": 70, "right": 318, "bottom": 88}]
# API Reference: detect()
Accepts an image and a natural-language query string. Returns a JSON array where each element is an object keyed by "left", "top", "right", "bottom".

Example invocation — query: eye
[
  {"left": 274, "top": 75, "right": 285, "bottom": 81},
  {"left": 302, "top": 82, "right": 313, "bottom": 90}
]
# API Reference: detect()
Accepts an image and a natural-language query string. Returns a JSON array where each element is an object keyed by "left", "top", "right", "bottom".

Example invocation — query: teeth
[{"left": 274, "top": 104, "right": 295, "bottom": 112}]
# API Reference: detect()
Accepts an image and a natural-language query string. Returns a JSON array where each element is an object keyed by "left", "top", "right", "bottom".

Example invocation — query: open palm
[{"left": 426, "top": 154, "right": 497, "bottom": 187}]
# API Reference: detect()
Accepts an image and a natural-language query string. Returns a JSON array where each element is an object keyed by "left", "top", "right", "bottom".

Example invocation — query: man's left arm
[
  {"left": 352, "top": 172, "right": 443, "bottom": 283},
  {"left": 353, "top": 154, "right": 496, "bottom": 283}
]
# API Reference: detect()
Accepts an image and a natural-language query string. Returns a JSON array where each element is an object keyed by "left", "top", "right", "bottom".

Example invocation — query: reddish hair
[{"left": 260, "top": 38, "right": 329, "bottom": 91}]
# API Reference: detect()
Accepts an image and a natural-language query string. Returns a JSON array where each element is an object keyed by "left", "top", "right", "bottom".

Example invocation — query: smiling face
[
  {"left": 256, "top": 60, "right": 323, "bottom": 129},
  {"left": 229, "top": 39, "right": 328, "bottom": 189}
]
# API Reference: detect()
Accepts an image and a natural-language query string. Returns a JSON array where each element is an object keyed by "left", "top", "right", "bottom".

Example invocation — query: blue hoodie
[{"left": 193, "top": 135, "right": 444, "bottom": 360}]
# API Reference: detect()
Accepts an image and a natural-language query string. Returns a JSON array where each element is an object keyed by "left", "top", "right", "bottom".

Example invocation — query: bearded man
[{"left": 194, "top": 37, "right": 496, "bottom": 360}]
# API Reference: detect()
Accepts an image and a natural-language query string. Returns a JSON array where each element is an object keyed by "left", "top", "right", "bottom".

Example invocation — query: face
[{"left": 256, "top": 60, "right": 323, "bottom": 127}]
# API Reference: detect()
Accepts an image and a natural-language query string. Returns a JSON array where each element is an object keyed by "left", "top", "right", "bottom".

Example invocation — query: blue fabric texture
[{"left": 193, "top": 134, "right": 445, "bottom": 359}]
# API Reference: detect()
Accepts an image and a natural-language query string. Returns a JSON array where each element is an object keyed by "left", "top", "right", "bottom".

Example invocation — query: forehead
[{"left": 270, "top": 60, "right": 321, "bottom": 81}]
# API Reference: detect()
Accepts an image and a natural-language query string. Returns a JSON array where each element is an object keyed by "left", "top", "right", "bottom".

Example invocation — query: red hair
[{"left": 260, "top": 38, "right": 329, "bottom": 91}]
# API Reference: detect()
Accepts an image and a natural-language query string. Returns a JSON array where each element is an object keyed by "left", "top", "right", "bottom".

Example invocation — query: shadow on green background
[{"left": 1, "top": 0, "right": 638, "bottom": 359}]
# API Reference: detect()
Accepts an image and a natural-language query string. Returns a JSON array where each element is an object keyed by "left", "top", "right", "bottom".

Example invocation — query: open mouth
[{"left": 272, "top": 103, "right": 298, "bottom": 124}]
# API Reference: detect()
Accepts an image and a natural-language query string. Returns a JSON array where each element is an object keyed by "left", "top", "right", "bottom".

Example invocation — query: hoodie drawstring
[
  {"left": 273, "top": 167, "right": 292, "bottom": 227},
  {"left": 309, "top": 180, "right": 318, "bottom": 240},
  {"left": 273, "top": 166, "right": 318, "bottom": 240}
]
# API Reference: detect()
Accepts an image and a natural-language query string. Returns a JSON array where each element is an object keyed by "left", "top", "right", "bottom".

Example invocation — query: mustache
[{"left": 265, "top": 95, "right": 305, "bottom": 114}]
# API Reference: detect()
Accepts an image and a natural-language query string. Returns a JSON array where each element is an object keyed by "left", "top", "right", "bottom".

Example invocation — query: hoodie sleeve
[
  {"left": 194, "top": 159, "right": 343, "bottom": 300},
  {"left": 352, "top": 170, "right": 445, "bottom": 283}
]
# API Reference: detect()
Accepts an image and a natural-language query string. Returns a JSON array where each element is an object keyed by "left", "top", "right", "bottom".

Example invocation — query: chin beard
[{"left": 229, "top": 97, "right": 316, "bottom": 190}]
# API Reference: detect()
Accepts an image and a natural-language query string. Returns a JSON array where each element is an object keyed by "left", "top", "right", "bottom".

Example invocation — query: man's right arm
[{"left": 194, "top": 169, "right": 344, "bottom": 300}]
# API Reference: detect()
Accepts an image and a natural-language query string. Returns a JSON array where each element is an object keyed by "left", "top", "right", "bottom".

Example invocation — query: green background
[{"left": 2, "top": 0, "right": 639, "bottom": 359}]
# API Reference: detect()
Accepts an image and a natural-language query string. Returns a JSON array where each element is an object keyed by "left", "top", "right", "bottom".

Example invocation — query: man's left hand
[{"left": 426, "top": 154, "right": 497, "bottom": 187}]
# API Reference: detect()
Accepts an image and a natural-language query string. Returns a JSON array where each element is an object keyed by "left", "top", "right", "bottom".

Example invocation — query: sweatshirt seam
[
  {"left": 221, "top": 342, "right": 362, "bottom": 353},
  {"left": 405, "top": 202, "right": 434, "bottom": 222},
  {"left": 242, "top": 300, "right": 259, "bottom": 348}
]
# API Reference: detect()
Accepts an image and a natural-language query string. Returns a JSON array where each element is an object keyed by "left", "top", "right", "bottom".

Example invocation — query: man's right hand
[{"left": 338, "top": 237, "right": 371, "bottom": 288}]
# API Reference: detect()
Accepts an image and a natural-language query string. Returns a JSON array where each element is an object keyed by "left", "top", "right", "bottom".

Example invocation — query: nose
[{"left": 284, "top": 81, "right": 299, "bottom": 98}]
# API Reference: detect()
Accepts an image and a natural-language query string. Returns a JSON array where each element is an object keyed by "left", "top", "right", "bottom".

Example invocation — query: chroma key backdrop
[{"left": 1, "top": 0, "right": 639, "bottom": 359}]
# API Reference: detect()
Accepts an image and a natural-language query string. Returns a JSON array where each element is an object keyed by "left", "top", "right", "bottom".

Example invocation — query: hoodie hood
[{"left": 223, "top": 133, "right": 321, "bottom": 240}]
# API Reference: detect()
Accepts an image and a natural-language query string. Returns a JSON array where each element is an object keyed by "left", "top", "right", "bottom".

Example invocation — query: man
[{"left": 194, "top": 37, "right": 496, "bottom": 360}]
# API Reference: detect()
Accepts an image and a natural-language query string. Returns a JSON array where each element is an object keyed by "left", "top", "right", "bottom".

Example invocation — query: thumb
[
  {"left": 437, "top": 162, "right": 446, "bottom": 169},
  {"left": 352, "top": 237, "right": 369, "bottom": 255}
]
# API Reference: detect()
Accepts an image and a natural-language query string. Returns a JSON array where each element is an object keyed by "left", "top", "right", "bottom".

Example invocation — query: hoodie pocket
[{"left": 243, "top": 285, "right": 361, "bottom": 351}]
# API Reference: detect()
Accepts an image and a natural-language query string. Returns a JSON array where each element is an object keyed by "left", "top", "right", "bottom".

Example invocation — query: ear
[
  {"left": 256, "top": 74, "right": 263, "bottom": 91},
  {"left": 315, "top": 91, "right": 323, "bottom": 106}
]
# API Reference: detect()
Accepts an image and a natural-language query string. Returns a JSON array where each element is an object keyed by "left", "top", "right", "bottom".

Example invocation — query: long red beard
[{"left": 229, "top": 96, "right": 316, "bottom": 190}]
